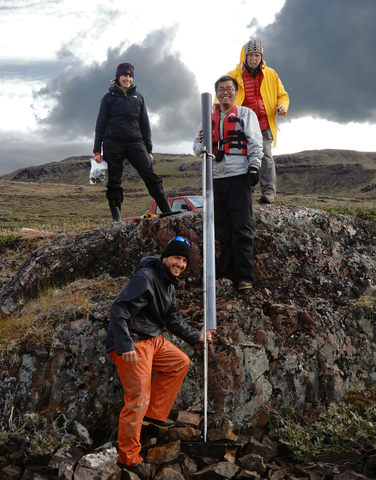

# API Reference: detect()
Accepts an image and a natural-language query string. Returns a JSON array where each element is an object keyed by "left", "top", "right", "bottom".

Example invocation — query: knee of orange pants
[{"left": 144, "top": 346, "right": 190, "bottom": 421}]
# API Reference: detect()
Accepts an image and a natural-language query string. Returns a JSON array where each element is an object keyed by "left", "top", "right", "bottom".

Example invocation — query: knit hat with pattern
[{"left": 244, "top": 39, "right": 264, "bottom": 56}]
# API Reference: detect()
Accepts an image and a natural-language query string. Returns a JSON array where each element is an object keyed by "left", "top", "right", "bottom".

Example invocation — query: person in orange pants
[{"left": 106, "top": 236, "right": 214, "bottom": 467}]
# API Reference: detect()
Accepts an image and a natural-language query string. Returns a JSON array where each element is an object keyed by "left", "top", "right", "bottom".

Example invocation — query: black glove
[{"left": 247, "top": 167, "right": 259, "bottom": 187}]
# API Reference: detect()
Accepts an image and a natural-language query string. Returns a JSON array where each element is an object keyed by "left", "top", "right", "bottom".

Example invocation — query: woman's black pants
[{"left": 103, "top": 139, "right": 171, "bottom": 213}]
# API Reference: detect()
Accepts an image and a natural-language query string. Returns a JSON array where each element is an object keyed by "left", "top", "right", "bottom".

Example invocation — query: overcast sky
[{"left": 0, "top": 0, "right": 375, "bottom": 176}]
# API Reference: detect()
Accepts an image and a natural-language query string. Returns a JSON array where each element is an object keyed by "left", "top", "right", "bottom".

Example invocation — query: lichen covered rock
[{"left": 0, "top": 205, "right": 376, "bottom": 436}]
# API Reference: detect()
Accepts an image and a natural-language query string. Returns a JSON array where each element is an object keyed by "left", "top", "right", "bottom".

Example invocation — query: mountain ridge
[
  {"left": 1, "top": 149, "right": 376, "bottom": 231},
  {"left": 2, "top": 149, "right": 376, "bottom": 192}
]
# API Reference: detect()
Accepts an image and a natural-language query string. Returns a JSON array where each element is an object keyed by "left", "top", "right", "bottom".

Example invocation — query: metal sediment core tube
[{"left": 201, "top": 92, "right": 217, "bottom": 442}]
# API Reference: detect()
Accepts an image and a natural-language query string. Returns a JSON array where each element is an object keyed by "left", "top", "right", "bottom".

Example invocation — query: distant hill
[
  {"left": 0, "top": 154, "right": 202, "bottom": 191},
  {"left": 1, "top": 149, "right": 376, "bottom": 199},
  {"left": 0, "top": 149, "right": 376, "bottom": 231},
  {"left": 275, "top": 149, "right": 376, "bottom": 197},
  {"left": 0, "top": 154, "right": 203, "bottom": 231}
]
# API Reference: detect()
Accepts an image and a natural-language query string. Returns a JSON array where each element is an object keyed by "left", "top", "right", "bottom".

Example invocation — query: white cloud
[
  {"left": 274, "top": 118, "right": 376, "bottom": 156},
  {"left": 0, "top": 0, "right": 375, "bottom": 177}
]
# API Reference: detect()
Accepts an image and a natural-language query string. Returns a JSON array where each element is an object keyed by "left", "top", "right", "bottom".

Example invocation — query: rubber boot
[
  {"left": 157, "top": 195, "right": 172, "bottom": 214},
  {"left": 109, "top": 201, "right": 122, "bottom": 222}
]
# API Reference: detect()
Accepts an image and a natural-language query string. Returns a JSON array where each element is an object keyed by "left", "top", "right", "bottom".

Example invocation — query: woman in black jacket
[{"left": 93, "top": 62, "right": 172, "bottom": 221}]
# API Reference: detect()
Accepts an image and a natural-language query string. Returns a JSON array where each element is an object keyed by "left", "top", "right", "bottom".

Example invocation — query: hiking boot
[
  {"left": 259, "top": 194, "right": 274, "bottom": 204},
  {"left": 142, "top": 416, "right": 174, "bottom": 428},
  {"left": 237, "top": 281, "right": 253, "bottom": 291}
]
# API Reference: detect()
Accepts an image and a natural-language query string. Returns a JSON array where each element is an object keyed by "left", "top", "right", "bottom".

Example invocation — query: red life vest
[{"left": 212, "top": 106, "right": 247, "bottom": 156}]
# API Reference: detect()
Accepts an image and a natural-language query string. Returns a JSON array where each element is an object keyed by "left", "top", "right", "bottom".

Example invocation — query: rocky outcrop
[
  {"left": 0, "top": 213, "right": 204, "bottom": 315},
  {"left": 0, "top": 204, "right": 376, "bottom": 477},
  {"left": 1, "top": 423, "right": 375, "bottom": 479}
]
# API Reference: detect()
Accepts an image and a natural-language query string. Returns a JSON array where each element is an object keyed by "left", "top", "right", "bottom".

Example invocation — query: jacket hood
[{"left": 137, "top": 256, "right": 180, "bottom": 287}]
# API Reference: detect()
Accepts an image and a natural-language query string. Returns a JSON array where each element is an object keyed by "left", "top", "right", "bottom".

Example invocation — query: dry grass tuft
[
  {"left": 0, "top": 275, "right": 128, "bottom": 359},
  {"left": 0, "top": 286, "right": 91, "bottom": 354}
]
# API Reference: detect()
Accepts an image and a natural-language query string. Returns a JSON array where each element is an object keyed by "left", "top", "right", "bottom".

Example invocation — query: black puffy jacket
[
  {"left": 106, "top": 257, "right": 201, "bottom": 355},
  {"left": 93, "top": 84, "right": 152, "bottom": 154}
]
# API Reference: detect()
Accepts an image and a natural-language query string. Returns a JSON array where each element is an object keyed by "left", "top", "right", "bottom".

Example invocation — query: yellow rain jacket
[{"left": 224, "top": 44, "right": 289, "bottom": 148}]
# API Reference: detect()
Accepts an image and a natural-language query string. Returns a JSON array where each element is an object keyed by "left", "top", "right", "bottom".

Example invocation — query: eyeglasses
[
  {"left": 169, "top": 236, "right": 190, "bottom": 246},
  {"left": 216, "top": 87, "right": 236, "bottom": 94}
]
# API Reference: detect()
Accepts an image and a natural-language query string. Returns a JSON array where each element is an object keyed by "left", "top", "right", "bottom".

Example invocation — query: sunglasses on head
[{"left": 169, "top": 236, "right": 191, "bottom": 246}]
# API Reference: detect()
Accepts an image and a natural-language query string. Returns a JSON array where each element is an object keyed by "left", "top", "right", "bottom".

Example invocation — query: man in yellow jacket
[{"left": 219, "top": 39, "right": 289, "bottom": 204}]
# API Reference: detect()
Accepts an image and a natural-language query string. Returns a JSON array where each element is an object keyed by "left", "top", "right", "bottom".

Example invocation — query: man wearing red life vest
[
  {"left": 193, "top": 76, "right": 263, "bottom": 291},
  {"left": 216, "top": 39, "right": 289, "bottom": 205}
]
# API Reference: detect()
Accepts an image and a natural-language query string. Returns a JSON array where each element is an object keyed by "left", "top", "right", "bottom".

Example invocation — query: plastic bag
[{"left": 89, "top": 158, "right": 108, "bottom": 184}]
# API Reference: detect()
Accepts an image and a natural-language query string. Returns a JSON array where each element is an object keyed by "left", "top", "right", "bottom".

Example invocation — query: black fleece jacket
[
  {"left": 106, "top": 256, "right": 201, "bottom": 355},
  {"left": 93, "top": 83, "right": 152, "bottom": 154}
]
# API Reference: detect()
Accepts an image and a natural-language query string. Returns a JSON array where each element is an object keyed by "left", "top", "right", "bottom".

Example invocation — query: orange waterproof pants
[{"left": 109, "top": 335, "right": 190, "bottom": 466}]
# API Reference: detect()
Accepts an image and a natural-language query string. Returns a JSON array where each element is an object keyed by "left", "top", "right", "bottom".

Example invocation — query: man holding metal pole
[
  {"left": 194, "top": 76, "right": 263, "bottom": 291},
  {"left": 107, "top": 236, "right": 214, "bottom": 472},
  {"left": 215, "top": 39, "right": 289, "bottom": 205}
]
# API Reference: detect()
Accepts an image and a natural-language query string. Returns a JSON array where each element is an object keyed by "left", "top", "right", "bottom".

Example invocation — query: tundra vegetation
[{"left": 1, "top": 150, "right": 376, "bottom": 476}]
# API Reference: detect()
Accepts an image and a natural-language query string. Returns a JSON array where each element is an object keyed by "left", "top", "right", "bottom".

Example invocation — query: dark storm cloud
[
  {"left": 33, "top": 27, "right": 201, "bottom": 147},
  {"left": 253, "top": 0, "right": 376, "bottom": 124}
]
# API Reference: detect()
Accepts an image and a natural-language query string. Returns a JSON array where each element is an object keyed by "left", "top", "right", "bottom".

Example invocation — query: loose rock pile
[{"left": 1, "top": 412, "right": 375, "bottom": 479}]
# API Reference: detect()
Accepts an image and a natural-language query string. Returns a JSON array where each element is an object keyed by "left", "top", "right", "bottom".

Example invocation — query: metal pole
[
  {"left": 201, "top": 92, "right": 217, "bottom": 442},
  {"left": 202, "top": 144, "right": 208, "bottom": 443}
]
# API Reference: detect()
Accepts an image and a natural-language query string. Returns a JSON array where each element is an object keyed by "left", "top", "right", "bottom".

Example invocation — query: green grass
[
  {"left": 1, "top": 150, "right": 376, "bottom": 232},
  {"left": 269, "top": 387, "right": 376, "bottom": 465},
  {"left": 0, "top": 232, "right": 20, "bottom": 247},
  {"left": 0, "top": 412, "right": 76, "bottom": 457},
  {"left": 316, "top": 205, "right": 376, "bottom": 221},
  {"left": 0, "top": 155, "right": 203, "bottom": 231}
]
